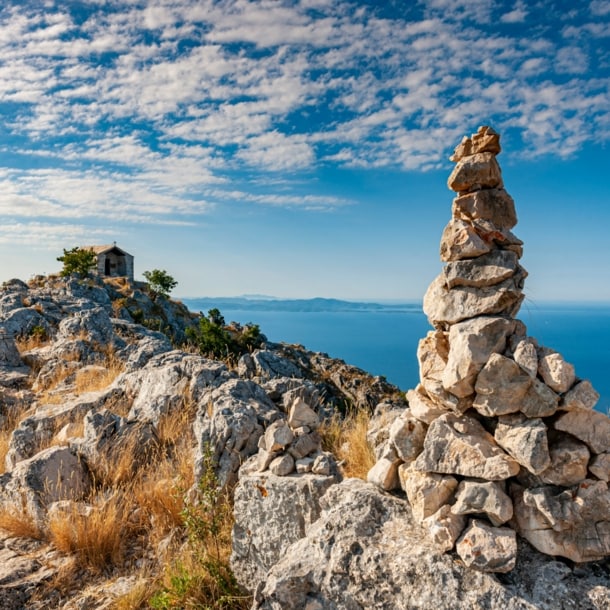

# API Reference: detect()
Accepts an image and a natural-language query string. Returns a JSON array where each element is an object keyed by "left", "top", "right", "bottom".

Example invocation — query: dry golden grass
[
  {"left": 74, "top": 362, "right": 122, "bottom": 394},
  {"left": 0, "top": 399, "right": 32, "bottom": 474},
  {"left": 156, "top": 392, "right": 197, "bottom": 449},
  {"left": 320, "top": 407, "right": 376, "bottom": 479},
  {"left": 110, "top": 577, "right": 154, "bottom": 610},
  {"left": 0, "top": 508, "right": 43, "bottom": 540},
  {"left": 48, "top": 489, "right": 142, "bottom": 572},
  {"left": 15, "top": 331, "right": 49, "bottom": 352},
  {"left": 38, "top": 347, "right": 123, "bottom": 406}
]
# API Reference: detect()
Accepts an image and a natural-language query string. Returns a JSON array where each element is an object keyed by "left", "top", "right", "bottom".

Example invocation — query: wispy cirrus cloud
[{"left": 0, "top": 0, "right": 608, "bottom": 248}]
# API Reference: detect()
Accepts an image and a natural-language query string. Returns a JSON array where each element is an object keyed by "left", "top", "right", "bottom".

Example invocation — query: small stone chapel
[{"left": 85, "top": 243, "right": 134, "bottom": 281}]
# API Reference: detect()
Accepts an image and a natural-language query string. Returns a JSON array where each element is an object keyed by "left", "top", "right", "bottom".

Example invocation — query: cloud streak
[{"left": 0, "top": 0, "right": 608, "bottom": 247}]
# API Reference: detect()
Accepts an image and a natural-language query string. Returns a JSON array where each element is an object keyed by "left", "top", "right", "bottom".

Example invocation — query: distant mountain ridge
[{"left": 181, "top": 296, "right": 421, "bottom": 313}]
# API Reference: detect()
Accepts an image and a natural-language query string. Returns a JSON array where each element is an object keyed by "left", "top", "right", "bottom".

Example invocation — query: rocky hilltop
[
  {"left": 0, "top": 127, "right": 609, "bottom": 609},
  {"left": 0, "top": 273, "right": 400, "bottom": 608}
]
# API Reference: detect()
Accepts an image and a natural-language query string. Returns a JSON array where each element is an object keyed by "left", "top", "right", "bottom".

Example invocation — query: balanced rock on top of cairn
[{"left": 367, "top": 126, "right": 610, "bottom": 573}]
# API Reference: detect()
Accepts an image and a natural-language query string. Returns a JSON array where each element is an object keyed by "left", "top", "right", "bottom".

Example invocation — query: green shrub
[
  {"left": 143, "top": 269, "right": 177, "bottom": 299},
  {"left": 57, "top": 247, "right": 97, "bottom": 277},
  {"left": 185, "top": 309, "right": 265, "bottom": 362}
]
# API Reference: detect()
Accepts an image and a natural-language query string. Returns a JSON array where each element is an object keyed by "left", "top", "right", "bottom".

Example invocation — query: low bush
[{"left": 186, "top": 309, "right": 265, "bottom": 362}]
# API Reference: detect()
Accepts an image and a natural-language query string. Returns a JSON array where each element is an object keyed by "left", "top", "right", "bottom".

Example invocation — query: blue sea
[{"left": 191, "top": 302, "right": 610, "bottom": 414}]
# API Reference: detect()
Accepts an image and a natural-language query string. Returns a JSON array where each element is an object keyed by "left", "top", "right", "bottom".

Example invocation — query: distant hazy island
[{"left": 182, "top": 296, "right": 422, "bottom": 313}]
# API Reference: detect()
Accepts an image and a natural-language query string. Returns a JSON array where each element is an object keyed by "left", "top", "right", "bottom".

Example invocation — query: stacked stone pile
[
  {"left": 368, "top": 126, "right": 610, "bottom": 572},
  {"left": 255, "top": 397, "right": 335, "bottom": 476}
]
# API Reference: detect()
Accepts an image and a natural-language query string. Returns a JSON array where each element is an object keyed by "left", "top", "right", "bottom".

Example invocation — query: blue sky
[{"left": 0, "top": 0, "right": 609, "bottom": 301}]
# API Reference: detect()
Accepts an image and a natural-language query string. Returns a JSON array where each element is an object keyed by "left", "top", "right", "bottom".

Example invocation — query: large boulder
[
  {"left": 72, "top": 408, "right": 158, "bottom": 483},
  {"left": 250, "top": 479, "right": 610, "bottom": 609},
  {"left": 123, "top": 350, "right": 230, "bottom": 424},
  {"left": 231, "top": 463, "right": 339, "bottom": 590},
  {"left": 0, "top": 446, "right": 90, "bottom": 528}
]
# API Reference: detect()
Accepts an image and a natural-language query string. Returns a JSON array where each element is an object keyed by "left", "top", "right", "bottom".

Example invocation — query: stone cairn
[
  {"left": 255, "top": 398, "right": 334, "bottom": 476},
  {"left": 367, "top": 126, "right": 610, "bottom": 573}
]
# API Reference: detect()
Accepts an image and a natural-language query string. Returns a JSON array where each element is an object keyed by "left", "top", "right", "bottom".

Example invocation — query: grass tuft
[
  {"left": 320, "top": 407, "right": 376, "bottom": 479},
  {"left": 0, "top": 508, "right": 43, "bottom": 540},
  {"left": 48, "top": 489, "right": 142, "bottom": 572}
]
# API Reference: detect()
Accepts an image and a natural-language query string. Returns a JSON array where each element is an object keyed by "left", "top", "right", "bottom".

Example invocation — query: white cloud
[
  {"left": 237, "top": 131, "right": 315, "bottom": 171},
  {"left": 500, "top": 3, "right": 528, "bottom": 24},
  {"left": 0, "top": 0, "right": 606, "bottom": 228},
  {"left": 590, "top": 0, "right": 610, "bottom": 16},
  {"left": 0, "top": 221, "right": 116, "bottom": 249},
  {"left": 554, "top": 47, "right": 589, "bottom": 74}
]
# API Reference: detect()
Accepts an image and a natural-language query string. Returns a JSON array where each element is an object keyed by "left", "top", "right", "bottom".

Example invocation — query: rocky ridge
[{"left": 367, "top": 126, "right": 610, "bottom": 573}]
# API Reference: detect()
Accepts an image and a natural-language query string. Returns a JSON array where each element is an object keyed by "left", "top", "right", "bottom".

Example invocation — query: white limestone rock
[
  {"left": 511, "top": 337, "right": 538, "bottom": 378},
  {"left": 589, "top": 453, "right": 610, "bottom": 482},
  {"left": 389, "top": 413, "right": 427, "bottom": 462},
  {"left": 456, "top": 519, "right": 517, "bottom": 573},
  {"left": 423, "top": 272, "right": 525, "bottom": 327},
  {"left": 288, "top": 431, "right": 320, "bottom": 460},
  {"left": 264, "top": 420, "right": 294, "bottom": 453},
  {"left": 406, "top": 387, "right": 448, "bottom": 424},
  {"left": 250, "top": 478, "right": 610, "bottom": 609},
  {"left": 554, "top": 409, "right": 610, "bottom": 454},
  {"left": 312, "top": 453, "right": 334, "bottom": 476},
  {"left": 512, "top": 481, "right": 610, "bottom": 563},
  {"left": 250, "top": 350, "right": 304, "bottom": 379},
  {"left": 367, "top": 456, "right": 401, "bottom": 491},
  {"left": 538, "top": 435, "right": 590, "bottom": 486},
  {"left": 452, "top": 188, "right": 517, "bottom": 230},
  {"left": 0, "top": 329, "right": 23, "bottom": 368},
  {"left": 269, "top": 453, "right": 295, "bottom": 476},
  {"left": 447, "top": 152, "right": 503, "bottom": 193},
  {"left": 413, "top": 413, "right": 520, "bottom": 480},
  {"left": 473, "top": 353, "right": 532, "bottom": 417},
  {"left": 423, "top": 504, "right": 467, "bottom": 552},
  {"left": 443, "top": 250, "right": 519, "bottom": 289},
  {"left": 0, "top": 446, "right": 91, "bottom": 528},
  {"left": 442, "top": 316, "right": 515, "bottom": 398},
  {"left": 256, "top": 448, "right": 277, "bottom": 472},
  {"left": 73, "top": 408, "right": 158, "bottom": 482},
  {"left": 417, "top": 330, "right": 448, "bottom": 390},
  {"left": 398, "top": 464, "right": 458, "bottom": 521},
  {"left": 561, "top": 379, "right": 599, "bottom": 411},
  {"left": 295, "top": 457, "right": 314, "bottom": 474},
  {"left": 519, "top": 377, "right": 559, "bottom": 418},
  {"left": 451, "top": 480, "right": 513, "bottom": 526},
  {"left": 439, "top": 219, "right": 492, "bottom": 262},
  {"left": 231, "top": 467, "right": 339, "bottom": 590},
  {"left": 193, "top": 378, "right": 280, "bottom": 489},
  {"left": 494, "top": 414, "right": 551, "bottom": 475},
  {"left": 288, "top": 397, "right": 320, "bottom": 430},
  {"left": 537, "top": 349, "right": 576, "bottom": 394}
]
